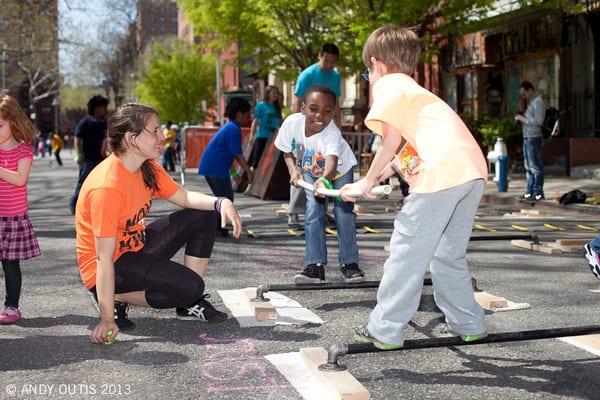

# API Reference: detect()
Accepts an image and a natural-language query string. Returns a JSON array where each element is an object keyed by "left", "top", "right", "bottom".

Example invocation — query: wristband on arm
[
  {"left": 230, "top": 170, "right": 239, "bottom": 178},
  {"left": 213, "top": 197, "right": 227, "bottom": 213}
]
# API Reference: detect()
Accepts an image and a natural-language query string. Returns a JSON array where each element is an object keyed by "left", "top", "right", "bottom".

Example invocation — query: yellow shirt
[
  {"left": 365, "top": 73, "right": 487, "bottom": 193},
  {"left": 50, "top": 134, "right": 64, "bottom": 151},
  {"left": 162, "top": 128, "right": 177, "bottom": 148}
]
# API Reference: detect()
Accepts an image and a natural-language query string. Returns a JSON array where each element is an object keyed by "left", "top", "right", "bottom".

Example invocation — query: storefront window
[
  {"left": 507, "top": 64, "right": 521, "bottom": 114},
  {"left": 443, "top": 73, "right": 457, "bottom": 111},
  {"left": 459, "top": 72, "right": 477, "bottom": 118},
  {"left": 521, "top": 55, "right": 559, "bottom": 108}
]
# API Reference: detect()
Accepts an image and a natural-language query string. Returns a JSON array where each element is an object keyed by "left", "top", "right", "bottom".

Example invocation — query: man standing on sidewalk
[
  {"left": 69, "top": 95, "right": 109, "bottom": 215},
  {"left": 515, "top": 81, "right": 546, "bottom": 201},
  {"left": 288, "top": 43, "right": 341, "bottom": 228}
]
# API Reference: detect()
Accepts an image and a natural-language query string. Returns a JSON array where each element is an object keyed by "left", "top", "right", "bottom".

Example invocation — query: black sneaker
[
  {"left": 520, "top": 193, "right": 532, "bottom": 200},
  {"left": 534, "top": 194, "right": 545, "bottom": 201},
  {"left": 294, "top": 263, "right": 325, "bottom": 284},
  {"left": 176, "top": 294, "right": 228, "bottom": 323},
  {"left": 114, "top": 302, "right": 136, "bottom": 331},
  {"left": 341, "top": 263, "right": 366, "bottom": 283}
]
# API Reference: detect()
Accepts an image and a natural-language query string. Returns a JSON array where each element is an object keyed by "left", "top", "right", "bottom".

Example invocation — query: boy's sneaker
[
  {"left": 114, "top": 302, "right": 136, "bottom": 331},
  {"left": 439, "top": 324, "right": 488, "bottom": 342},
  {"left": 341, "top": 263, "right": 366, "bottom": 283},
  {"left": 354, "top": 325, "right": 403, "bottom": 350},
  {"left": 294, "top": 263, "right": 325, "bottom": 284},
  {"left": 520, "top": 193, "right": 532, "bottom": 200},
  {"left": 534, "top": 194, "right": 545, "bottom": 201},
  {"left": 0, "top": 306, "right": 21, "bottom": 324},
  {"left": 176, "top": 294, "right": 228, "bottom": 323},
  {"left": 584, "top": 243, "right": 600, "bottom": 280}
]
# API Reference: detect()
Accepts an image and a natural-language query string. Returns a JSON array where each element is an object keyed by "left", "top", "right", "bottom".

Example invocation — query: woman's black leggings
[
  {"left": 91, "top": 209, "right": 218, "bottom": 309},
  {"left": 2, "top": 260, "right": 21, "bottom": 308},
  {"left": 251, "top": 138, "right": 268, "bottom": 169}
]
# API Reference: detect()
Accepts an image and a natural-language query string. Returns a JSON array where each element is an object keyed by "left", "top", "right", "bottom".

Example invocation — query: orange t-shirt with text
[{"left": 75, "top": 154, "right": 179, "bottom": 289}]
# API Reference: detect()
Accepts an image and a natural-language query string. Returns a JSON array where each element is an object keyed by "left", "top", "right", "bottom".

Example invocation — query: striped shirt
[{"left": 0, "top": 144, "right": 34, "bottom": 216}]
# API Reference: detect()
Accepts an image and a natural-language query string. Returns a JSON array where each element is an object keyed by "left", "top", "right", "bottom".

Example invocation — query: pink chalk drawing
[{"left": 198, "top": 333, "right": 292, "bottom": 397}]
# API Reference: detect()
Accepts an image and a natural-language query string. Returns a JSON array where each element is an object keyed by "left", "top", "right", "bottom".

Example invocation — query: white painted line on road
[
  {"left": 559, "top": 334, "right": 600, "bottom": 357},
  {"left": 265, "top": 352, "right": 340, "bottom": 400},
  {"left": 218, "top": 287, "right": 323, "bottom": 327}
]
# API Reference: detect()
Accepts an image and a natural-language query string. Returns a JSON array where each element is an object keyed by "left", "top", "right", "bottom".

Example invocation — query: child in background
[
  {"left": 275, "top": 84, "right": 364, "bottom": 284},
  {"left": 50, "top": 131, "right": 64, "bottom": 167},
  {"left": 0, "top": 94, "right": 41, "bottom": 324},
  {"left": 341, "top": 26, "right": 488, "bottom": 349},
  {"left": 199, "top": 98, "right": 254, "bottom": 202}
]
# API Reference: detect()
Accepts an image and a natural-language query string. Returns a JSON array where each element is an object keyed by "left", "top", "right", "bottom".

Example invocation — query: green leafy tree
[
  {"left": 136, "top": 41, "right": 216, "bottom": 123},
  {"left": 178, "top": 0, "right": 503, "bottom": 80}
]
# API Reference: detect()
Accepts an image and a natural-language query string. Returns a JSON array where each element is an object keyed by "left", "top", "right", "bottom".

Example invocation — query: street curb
[{"left": 482, "top": 194, "right": 600, "bottom": 216}]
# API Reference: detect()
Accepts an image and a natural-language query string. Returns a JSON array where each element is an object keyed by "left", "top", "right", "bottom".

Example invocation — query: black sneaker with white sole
[
  {"left": 584, "top": 243, "right": 600, "bottom": 280},
  {"left": 176, "top": 294, "right": 228, "bottom": 323},
  {"left": 114, "top": 301, "right": 136, "bottom": 331},
  {"left": 341, "top": 263, "right": 366, "bottom": 283},
  {"left": 294, "top": 263, "right": 325, "bottom": 284}
]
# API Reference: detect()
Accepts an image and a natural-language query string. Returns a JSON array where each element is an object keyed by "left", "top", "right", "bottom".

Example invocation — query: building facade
[
  {"left": 0, "top": 0, "right": 59, "bottom": 134},
  {"left": 136, "top": 0, "right": 178, "bottom": 54}
]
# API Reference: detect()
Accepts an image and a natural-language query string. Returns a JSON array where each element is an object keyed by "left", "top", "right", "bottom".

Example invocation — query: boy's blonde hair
[
  {"left": 362, "top": 25, "right": 421, "bottom": 75},
  {"left": 0, "top": 94, "right": 36, "bottom": 145}
]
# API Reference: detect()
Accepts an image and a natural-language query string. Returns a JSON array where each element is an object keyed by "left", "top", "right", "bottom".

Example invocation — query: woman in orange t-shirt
[{"left": 75, "top": 103, "right": 242, "bottom": 345}]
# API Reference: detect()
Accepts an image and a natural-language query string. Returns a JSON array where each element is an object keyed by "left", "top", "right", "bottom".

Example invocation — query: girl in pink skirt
[{"left": 0, "top": 94, "right": 41, "bottom": 324}]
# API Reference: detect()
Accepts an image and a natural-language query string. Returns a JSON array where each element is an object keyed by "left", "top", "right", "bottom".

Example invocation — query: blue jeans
[
  {"left": 163, "top": 147, "right": 175, "bottom": 171},
  {"left": 590, "top": 235, "right": 600, "bottom": 253},
  {"left": 303, "top": 170, "right": 359, "bottom": 266},
  {"left": 204, "top": 176, "right": 234, "bottom": 201},
  {"left": 523, "top": 137, "right": 544, "bottom": 196}
]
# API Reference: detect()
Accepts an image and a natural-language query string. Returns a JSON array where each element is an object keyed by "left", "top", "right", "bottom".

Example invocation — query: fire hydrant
[{"left": 486, "top": 137, "right": 508, "bottom": 192}]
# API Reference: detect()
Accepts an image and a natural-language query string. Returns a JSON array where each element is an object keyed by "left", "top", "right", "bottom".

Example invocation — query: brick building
[{"left": 136, "top": 0, "right": 178, "bottom": 54}]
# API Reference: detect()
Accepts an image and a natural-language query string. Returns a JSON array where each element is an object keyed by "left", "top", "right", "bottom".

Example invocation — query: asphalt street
[{"left": 1, "top": 154, "right": 600, "bottom": 400}]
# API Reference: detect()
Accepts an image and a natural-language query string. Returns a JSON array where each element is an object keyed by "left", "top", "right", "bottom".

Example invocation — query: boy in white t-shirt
[{"left": 275, "top": 85, "right": 364, "bottom": 284}]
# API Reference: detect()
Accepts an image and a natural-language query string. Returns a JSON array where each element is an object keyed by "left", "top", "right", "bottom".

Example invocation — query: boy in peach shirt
[{"left": 341, "top": 25, "right": 488, "bottom": 350}]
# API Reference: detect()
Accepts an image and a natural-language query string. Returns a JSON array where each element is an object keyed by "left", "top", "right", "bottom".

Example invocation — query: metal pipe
[
  {"left": 470, "top": 232, "right": 538, "bottom": 243},
  {"left": 318, "top": 325, "right": 600, "bottom": 371},
  {"left": 252, "top": 277, "right": 480, "bottom": 302},
  {"left": 251, "top": 278, "right": 438, "bottom": 302}
]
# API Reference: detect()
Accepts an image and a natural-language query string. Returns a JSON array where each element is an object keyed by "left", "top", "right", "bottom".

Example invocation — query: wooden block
[
  {"left": 531, "top": 244, "right": 561, "bottom": 255},
  {"left": 556, "top": 239, "right": 592, "bottom": 246},
  {"left": 299, "top": 347, "right": 371, "bottom": 400},
  {"left": 254, "top": 305, "right": 278, "bottom": 321},
  {"left": 474, "top": 291, "right": 508, "bottom": 310},
  {"left": 385, "top": 206, "right": 401, "bottom": 213},
  {"left": 275, "top": 209, "right": 288, "bottom": 217},
  {"left": 520, "top": 209, "right": 546, "bottom": 216},
  {"left": 384, "top": 244, "right": 391, "bottom": 252},
  {"left": 511, "top": 240, "right": 533, "bottom": 250},
  {"left": 547, "top": 243, "right": 582, "bottom": 253}
]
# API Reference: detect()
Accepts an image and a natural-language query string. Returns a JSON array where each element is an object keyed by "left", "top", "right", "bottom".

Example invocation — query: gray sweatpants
[{"left": 368, "top": 179, "right": 486, "bottom": 345}]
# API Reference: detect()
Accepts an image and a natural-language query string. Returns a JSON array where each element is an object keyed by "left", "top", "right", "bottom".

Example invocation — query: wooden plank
[
  {"left": 531, "top": 244, "right": 561, "bottom": 255},
  {"left": 556, "top": 239, "right": 592, "bottom": 246},
  {"left": 384, "top": 244, "right": 392, "bottom": 252},
  {"left": 547, "top": 243, "right": 583, "bottom": 253},
  {"left": 474, "top": 291, "right": 508, "bottom": 310},
  {"left": 520, "top": 209, "right": 546, "bottom": 216},
  {"left": 299, "top": 347, "right": 371, "bottom": 400},
  {"left": 511, "top": 240, "right": 533, "bottom": 250}
]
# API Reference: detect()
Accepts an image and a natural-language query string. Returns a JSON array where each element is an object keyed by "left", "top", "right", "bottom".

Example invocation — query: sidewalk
[{"left": 484, "top": 173, "right": 600, "bottom": 215}]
